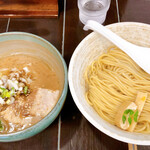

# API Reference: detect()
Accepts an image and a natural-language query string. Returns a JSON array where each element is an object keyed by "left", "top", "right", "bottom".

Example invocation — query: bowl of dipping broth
[{"left": 0, "top": 32, "right": 67, "bottom": 142}]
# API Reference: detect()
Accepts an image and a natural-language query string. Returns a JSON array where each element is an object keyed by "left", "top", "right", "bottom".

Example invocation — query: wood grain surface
[
  {"left": 0, "top": 0, "right": 149, "bottom": 150},
  {"left": 0, "top": 0, "right": 58, "bottom": 18}
]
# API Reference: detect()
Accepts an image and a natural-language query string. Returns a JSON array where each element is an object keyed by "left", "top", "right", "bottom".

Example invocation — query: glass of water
[{"left": 78, "top": 0, "right": 111, "bottom": 25}]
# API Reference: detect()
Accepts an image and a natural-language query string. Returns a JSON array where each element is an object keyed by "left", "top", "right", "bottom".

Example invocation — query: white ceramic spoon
[{"left": 84, "top": 20, "right": 150, "bottom": 74}]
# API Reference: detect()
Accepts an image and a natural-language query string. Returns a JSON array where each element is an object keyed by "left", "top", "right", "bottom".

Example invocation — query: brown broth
[{"left": 0, "top": 54, "right": 61, "bottom": 133}]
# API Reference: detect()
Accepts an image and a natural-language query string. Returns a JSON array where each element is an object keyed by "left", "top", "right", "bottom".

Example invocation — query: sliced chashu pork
[{"left": 0, "top": 88, "right": 59, "bottom": 127}]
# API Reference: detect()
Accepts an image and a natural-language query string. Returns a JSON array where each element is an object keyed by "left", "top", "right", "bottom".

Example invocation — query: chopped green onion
[
  {"left": 24, "top": 86, "right": 28, "bottom": 94},
  {"left": 2, "top": 90, "right": 12, "bottom": 98},
  {"left": 122, "top": 115, "right": 126, "bottom": 124},
  {"left": 122, "top": 109, "right": 137, "bottom": 125},
  {"left": 5, "top": 91, "right": 11, "bottom": 98},
  {"left": 11, "top": 87, "right": 15, "bottom": 91},
  {"left": 129, "top": 110, "right": 134, "bottom": 116},
  {"left": 0, "top": 87, "right": 13, "bottom": 98},
  {"left": 10, "top": 87, "right": 15, "bottom": 96},
  {"left": 124, "top": 109, "right": 134, "bottom": 115},
  {"left": 0, "top": 87, "right": 6, "bottom": 92},
  {"left": 128, "top": 116, "right": 132, "bottom": 125},
  {"left": 1, "top": 89, "right": 8, "bottom": 98},
  {"left": 134, "top": 110, "right": 139, "bottom": 122},
  {"left": 124, "top": 109, "right": 131, "bottom": 115},
  {"left": 0, "top": 120, "right": 4, "bottom": 131}
]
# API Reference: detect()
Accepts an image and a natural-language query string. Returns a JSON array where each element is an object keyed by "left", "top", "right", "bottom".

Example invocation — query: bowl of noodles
[{"left": 68, "top": 22, "right": 150, "bottom": 145}]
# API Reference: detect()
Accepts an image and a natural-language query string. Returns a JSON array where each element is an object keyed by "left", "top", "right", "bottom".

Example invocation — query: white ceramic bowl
[{"left": 68, "top": 22, "right": 150, "bottom": 145}]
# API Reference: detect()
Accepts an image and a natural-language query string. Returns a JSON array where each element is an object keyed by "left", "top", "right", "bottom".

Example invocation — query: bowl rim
[
  {"left": 68, "top": 22, "right": 150, "bottom": 145},
  {"left": 0, "top": 32, "right": 68, "bottom": 142}
]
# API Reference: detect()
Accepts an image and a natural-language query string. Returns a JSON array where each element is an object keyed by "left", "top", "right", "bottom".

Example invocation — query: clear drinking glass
[{"left": 78, "top": 0, "right": 111, "bottom": 25}]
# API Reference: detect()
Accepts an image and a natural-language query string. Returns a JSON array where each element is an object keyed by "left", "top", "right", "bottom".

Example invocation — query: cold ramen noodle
[
  {"left": 85, "top": 47, "right": 150, "bottom": 133},
  {"left": 0, "top": 54, "right": 61, "bottom": 133}
]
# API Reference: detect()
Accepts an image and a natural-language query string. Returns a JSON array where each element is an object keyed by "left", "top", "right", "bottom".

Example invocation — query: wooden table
[{"left": 0, "top": 0, "right": 149, "bottom": 149}]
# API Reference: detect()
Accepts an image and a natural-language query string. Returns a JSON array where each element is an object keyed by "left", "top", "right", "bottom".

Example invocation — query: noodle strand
[{"left": 85, "top": 47, "right": 150, "bottom": 133}]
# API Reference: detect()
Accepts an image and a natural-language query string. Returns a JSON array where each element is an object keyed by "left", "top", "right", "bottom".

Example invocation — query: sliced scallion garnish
[
  {"left": 134, "top": 110, "right": 139, "bottom": 122},
  {"left": 122, "top": 109, "right": 139, "bottom": 125},
  {"left": 122, "top": 115, "right": 126, "bottom": 124},
  {"left": 24, "top": 86, "right": 28, "bottom": 94}
]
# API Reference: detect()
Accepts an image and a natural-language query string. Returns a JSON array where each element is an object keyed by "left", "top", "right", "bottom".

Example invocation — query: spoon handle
[
  {"left": 84, "top": 20, "right": 150, "bottom": 74},
  {"left": 84, "top": 20, "right": 135, "bottom": 53}
]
